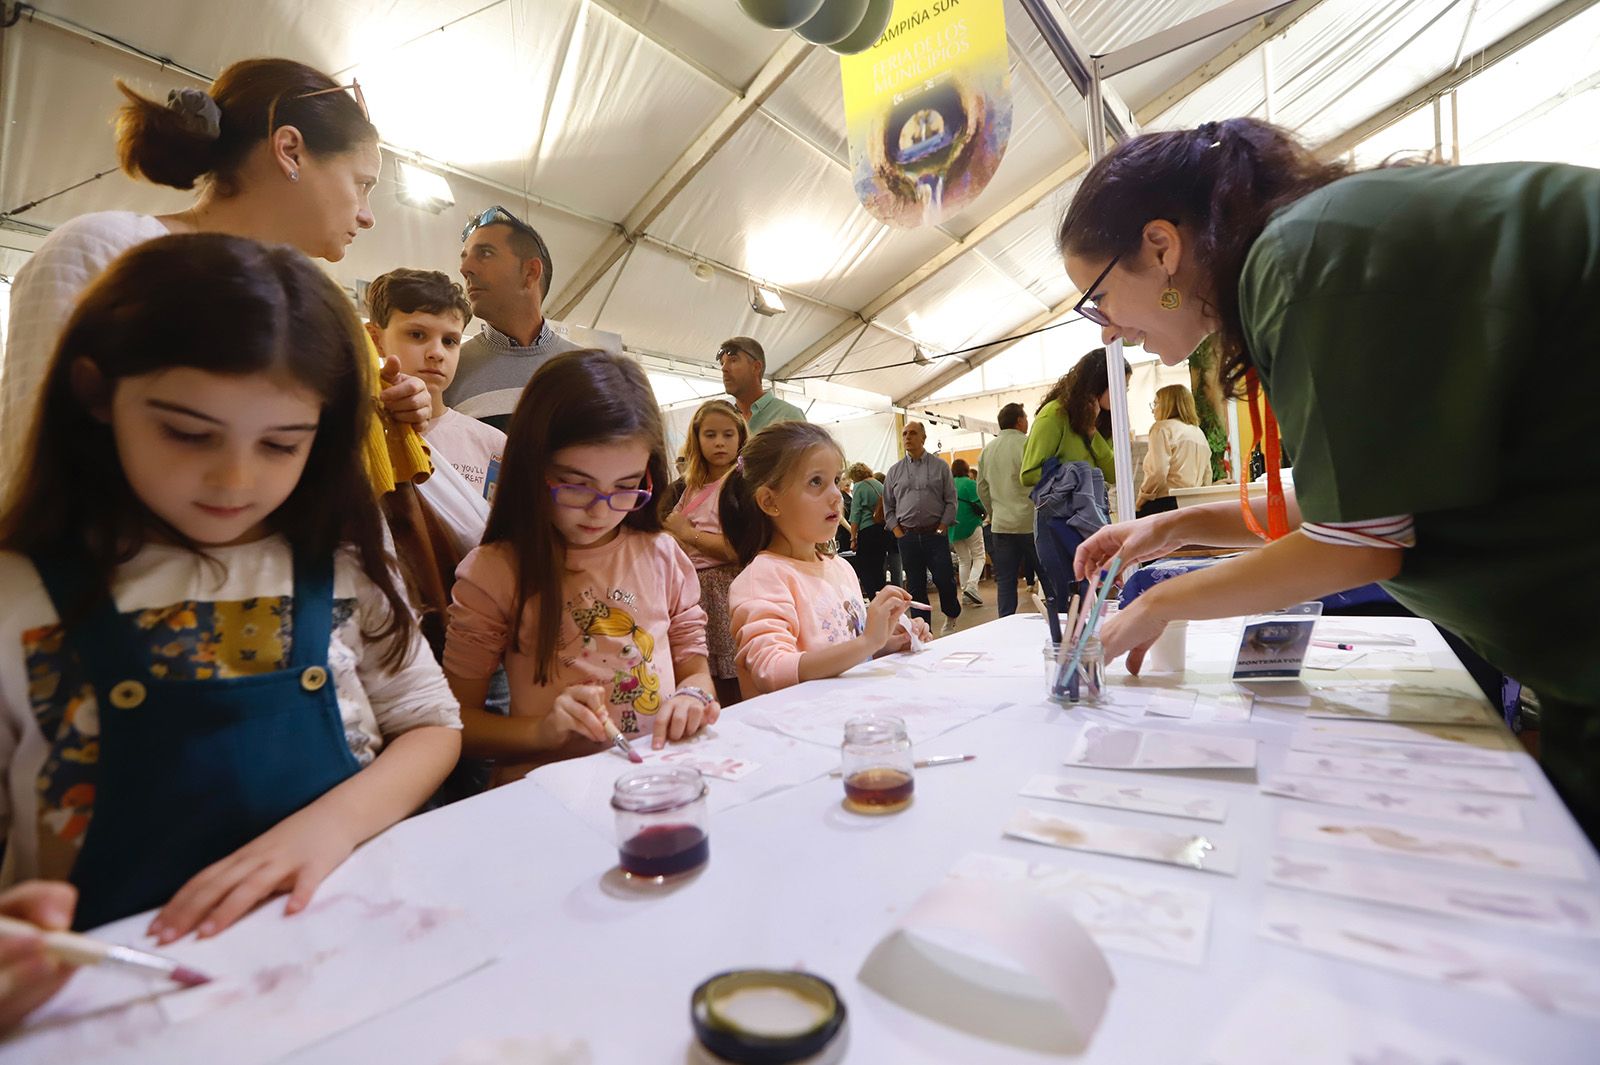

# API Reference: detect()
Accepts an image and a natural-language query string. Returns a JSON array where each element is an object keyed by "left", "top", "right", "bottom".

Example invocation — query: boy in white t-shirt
[{"left": 365, "top": 269, "right": 505, "bottom": 496}]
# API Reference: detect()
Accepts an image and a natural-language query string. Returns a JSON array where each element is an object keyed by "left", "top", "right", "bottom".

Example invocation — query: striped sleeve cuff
[{"left": 1301, "top": 515, "right": 1416, "bottom": 549}]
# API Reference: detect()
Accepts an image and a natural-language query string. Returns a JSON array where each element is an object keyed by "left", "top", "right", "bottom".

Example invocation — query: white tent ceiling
[{"left": 3, "top": 0, "right": 1598, "bottom": 411}]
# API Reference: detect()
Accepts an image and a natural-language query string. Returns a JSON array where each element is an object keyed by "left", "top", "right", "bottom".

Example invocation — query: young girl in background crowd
[
  {"left": 662, "top": 400, "right": 747, "bottom": 707},
  {"left": 444, "top": 351, "right": 717, "bottom": 782},
  {"left": 0, "top": 234, "right": 461, "bottom": 943},
  {"left": 723, "top": 423, "right": 928, "bottom": 698}
]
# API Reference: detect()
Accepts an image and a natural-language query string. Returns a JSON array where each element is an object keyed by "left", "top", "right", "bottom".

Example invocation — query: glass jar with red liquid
[
  {"left": 841, "top": 715, "right": 914, "bottom": 814},
  {"left": 612, "top": 765, "right": 710, "bottom": 881}
]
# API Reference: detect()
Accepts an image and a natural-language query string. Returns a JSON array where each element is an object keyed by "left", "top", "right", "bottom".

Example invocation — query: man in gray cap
[{"left": 718, "top": 336, "right": 805, "bottom": 433}]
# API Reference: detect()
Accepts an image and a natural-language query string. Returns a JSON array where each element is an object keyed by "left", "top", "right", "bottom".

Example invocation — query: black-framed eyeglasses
[
  {"left": 462, "top": 205, "right": 550, "bottom": 262},
  {"left": 547, "top": 473, "right": 654, "bottom": 513},
  {"left": 1073, "top": 254, "right": 1120, "bottom": 327}
]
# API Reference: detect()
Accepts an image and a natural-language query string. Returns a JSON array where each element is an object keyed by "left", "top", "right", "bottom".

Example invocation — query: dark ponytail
[
  {"left": 1057, "top": 118, "right": 1349, "bottom": 392},
  {"left": 116, "top": 58, "right": 377, "bottom": 194},
  {"left": 718, "top": 422, "right": 845, "bottom": 567}
]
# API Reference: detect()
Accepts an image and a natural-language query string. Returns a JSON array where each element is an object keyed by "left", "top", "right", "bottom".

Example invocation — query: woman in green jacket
[
  {"left": 1019, "top": 348, "right": 1128, "bottom": 489},
  {"left": 1062, "top": 117, "right": 1600, "bottom": 841}
]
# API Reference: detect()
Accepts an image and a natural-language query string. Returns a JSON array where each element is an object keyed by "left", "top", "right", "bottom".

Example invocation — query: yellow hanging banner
[{"left": 839, "top": 0, "right": 1012, "bottom": 228}]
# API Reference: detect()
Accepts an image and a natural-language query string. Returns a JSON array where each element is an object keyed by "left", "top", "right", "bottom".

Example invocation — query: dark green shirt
[{"left": 1239, "top": 161, "right": 1600, "bottom": 705}]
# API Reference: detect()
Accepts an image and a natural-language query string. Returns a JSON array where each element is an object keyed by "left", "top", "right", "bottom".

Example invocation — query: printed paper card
[
  {"left": 948, "top": 852, "right": 1212, "bottom": 966},
  {"left": 1257, "top": 899, "right": 1600, "bottom": 1020},
  {"left": 1290, "top": 732, "right": 1518, "bottom": 768},
  {"left": 1102, "top": 686, "right": 1200, "bottom": 719},
  {"left": 1302, "top": 681, "right": 1499, "bottom": 725},
  {"left": 1265, "top": 852, "right": 1600, "bottom": 939},
  {"left": 1005, "top": 808, "right": 1238, "bottom": 876},
  {"left": 1277, "top": 809, "right": 1587, "bottom": 881},
  {"left": 1279, "top": 750, "right": 1533, "bottom": 797},
  {"left": 1064, "top": 724, "right": 1257, "bottom": 771},
  {"left": 1206, "top": 981, "right": 1517, "bottom": 1065},
  {"left": 1021, "top": 774, "right": 1227, "bottom": 822},
  {"left": 1260, "top": 774, "right": 1523, "bottom": 829},
  {"left": 1190, "top": 691, "right": 1254, "bottom": 724},
  {"left": 1300, "top": 720, "right": 1512, "bottom": 750}
]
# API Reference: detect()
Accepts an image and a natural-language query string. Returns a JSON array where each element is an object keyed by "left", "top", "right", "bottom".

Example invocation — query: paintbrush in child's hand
[
  {"left": 0, "top": 915, "right": 211, "bottom": 988},
  {"left": 602, "top": 715, "right": 644, "bottom": 764}
]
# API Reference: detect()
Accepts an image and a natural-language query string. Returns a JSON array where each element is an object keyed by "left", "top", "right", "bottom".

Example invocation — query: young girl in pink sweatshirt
[
  {"left": 723, "top": 422, "right": 929, "bottom": 697},
  {"left": 444, "top": 351, "right": 718, "bottom": 781}
]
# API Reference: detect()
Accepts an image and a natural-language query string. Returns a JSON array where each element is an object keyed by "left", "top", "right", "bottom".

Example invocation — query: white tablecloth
[{"left": 260, "top": 613, "right": 1600, "bottom": 1064}]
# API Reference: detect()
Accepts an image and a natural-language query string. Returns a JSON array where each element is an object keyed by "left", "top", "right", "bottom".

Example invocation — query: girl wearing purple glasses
[{"left": 442, "top": 351, "right": 717, "bottom": 783}]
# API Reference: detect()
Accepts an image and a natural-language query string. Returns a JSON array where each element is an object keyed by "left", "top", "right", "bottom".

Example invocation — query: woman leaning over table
[{"left": 1061, "top": 118, "right": 1600, "bottom": 842}]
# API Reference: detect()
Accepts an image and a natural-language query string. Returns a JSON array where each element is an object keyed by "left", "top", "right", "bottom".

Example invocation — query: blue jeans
[
  {"left": 990, "top": 532, "right": 1043, "bottom": 617},
  {"left": 899, "top": 530, "right": 960, "bottom": 623},
  {"left": 1033, "top": 510, "right": 1082, "bottom": 610}
]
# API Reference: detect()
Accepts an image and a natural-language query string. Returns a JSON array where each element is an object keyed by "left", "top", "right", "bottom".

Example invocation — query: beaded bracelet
[{"left": 674, "top": 685, "right": 716, "bottom": 707}]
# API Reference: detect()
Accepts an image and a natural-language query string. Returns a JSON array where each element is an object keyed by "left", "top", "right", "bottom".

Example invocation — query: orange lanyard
[{"left": 1241, "top": 369, "right": 1290, "bottom": 541}]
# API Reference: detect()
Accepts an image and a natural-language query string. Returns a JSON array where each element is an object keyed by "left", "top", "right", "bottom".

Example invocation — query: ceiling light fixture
[
  {"left": 396, "top": 160, "right": 455, "bottom": 214},
  {"left": 751, "top": 283, "right": 787, "bottom": 317}
]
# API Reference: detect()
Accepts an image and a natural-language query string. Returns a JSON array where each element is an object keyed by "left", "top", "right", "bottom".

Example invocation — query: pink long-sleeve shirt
[
  {"left": 727, "top": 551, "right": 866, "bottom": 697},
  {"left": 445, "top": 528, "right": 708, "bottom": 767}
]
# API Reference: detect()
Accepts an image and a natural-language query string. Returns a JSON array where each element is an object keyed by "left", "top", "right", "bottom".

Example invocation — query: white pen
[{"left": 830, "top": 754, "right": 974, "bottom": 777}]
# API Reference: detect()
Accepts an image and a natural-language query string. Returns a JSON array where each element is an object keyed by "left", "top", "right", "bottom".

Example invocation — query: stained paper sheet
[
  {"left": 1206, "top": 981, "right": 1516, "bottom": 1065},
  {"left": 1258, "top": 899, "right": 1600, "bottom": 1020},
  {"left": 1021, "top": 774, "right": 1227, "bottom": 822},
  {"left": 1005, "top": 808, "right": 1238, "bottom": 876},
  {"left": 948, "top": 852, "right": 1212, "bottom": 966},
  {"left": 9, "top": 834, "right": 496, "bottom": 1065},
  {"left": 1276, "top": 809, "right": 1587, "bottom": 881},
  {"left": 1064, "top": 724, "right": 1257, "bottom": 771},
  {"left": 1265, "top": 852, "right": 1600, "bottom": 939},
  {"left": 1260, "top": 774, "right": 1523, "bottom": 829},
  {"left": 1278, "top": 750, "right": 1532, "bottom": 797}
]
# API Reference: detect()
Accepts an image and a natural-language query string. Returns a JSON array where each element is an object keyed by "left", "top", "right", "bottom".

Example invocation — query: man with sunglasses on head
[
  {"left": 716, "top": 337, "right": 805, "bottom": 433},
  {"left": 447, "top": 205, "right": 580, "bottom": 430}
]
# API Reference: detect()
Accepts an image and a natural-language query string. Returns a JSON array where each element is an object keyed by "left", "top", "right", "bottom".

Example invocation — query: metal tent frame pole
[{"left": 1022, "top": 0, "right": 1300, "bottom": 523}]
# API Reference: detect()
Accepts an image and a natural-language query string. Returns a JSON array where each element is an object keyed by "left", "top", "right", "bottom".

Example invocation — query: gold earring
[{"left": 1159, "top": 276, "right": 1181, "bottom": 311}]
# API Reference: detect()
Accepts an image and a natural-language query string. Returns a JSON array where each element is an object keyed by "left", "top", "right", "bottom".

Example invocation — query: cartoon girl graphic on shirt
[{"left": 573, "top": 603, "right": 661, "bottom": 733}]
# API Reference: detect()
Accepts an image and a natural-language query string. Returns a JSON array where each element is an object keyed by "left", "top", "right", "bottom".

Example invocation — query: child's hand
[
  {"left": 882, "top": 617, "right": 932, "bottom": 654},
  {"left": 378, "top": 354, "right": 432, "bottom": 426},
  {"left": 662, "top": 511, "right": 693, "bottom": 540},
  {"left": 862, "top": 586, "right": 913, "bottom": 650},
  {"left": 148, "top": 808, "right": 360, "bottom": 944},
  {"left": 652, "top": 689, "right": 720, "bottom": 750},
  {"left": 0, "top": 881, "right": 77, "bottom": 1034},
  {"left": 551, "top": 683, "right": 612, "bottom": 745}
]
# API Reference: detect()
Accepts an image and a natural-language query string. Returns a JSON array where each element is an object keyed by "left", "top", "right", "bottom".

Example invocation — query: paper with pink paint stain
[{"left": 9, "top": 834, "right": 495, "bottom": 1065}]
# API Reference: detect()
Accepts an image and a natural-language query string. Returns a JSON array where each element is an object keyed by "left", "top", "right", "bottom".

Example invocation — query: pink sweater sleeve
[
  {"left": 729, "top": 566, "right": 804, "bottom": 693},
  {"left": 664, "top": 540, "right": 709, "bottom": 665},
  {"left": 444, "top": 544, "right": 517, "bottom": 681}
]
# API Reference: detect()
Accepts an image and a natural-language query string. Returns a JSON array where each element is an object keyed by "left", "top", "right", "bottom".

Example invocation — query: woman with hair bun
[{"left": 1, "top": 57, "right": 429, "bottom": 487}]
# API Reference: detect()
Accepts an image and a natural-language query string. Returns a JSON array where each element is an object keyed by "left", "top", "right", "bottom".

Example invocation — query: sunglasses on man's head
[{"left": 461, "top": 205, "right": 551, "bottom": 261}]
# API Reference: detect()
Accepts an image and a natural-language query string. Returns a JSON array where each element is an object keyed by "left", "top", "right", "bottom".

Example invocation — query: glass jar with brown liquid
[{"left": 840, "top": 715, "right": 914, "bottom": 814}]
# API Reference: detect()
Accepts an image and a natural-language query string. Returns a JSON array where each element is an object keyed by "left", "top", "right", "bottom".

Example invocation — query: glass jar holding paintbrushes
[{"left": 1047, "top": 558, "right": 1122, "bottom": 704}]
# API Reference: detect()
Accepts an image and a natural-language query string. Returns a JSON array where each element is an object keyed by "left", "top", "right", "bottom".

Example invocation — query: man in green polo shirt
[{"left": 718, "top": 336, "right": 806, "bottom": 433}]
